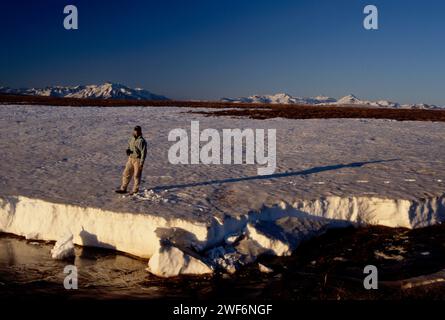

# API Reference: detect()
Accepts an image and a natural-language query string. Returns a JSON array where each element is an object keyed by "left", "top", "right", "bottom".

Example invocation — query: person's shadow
[{"left": 153, "top": 159, "right": 399, "bottom": 191}]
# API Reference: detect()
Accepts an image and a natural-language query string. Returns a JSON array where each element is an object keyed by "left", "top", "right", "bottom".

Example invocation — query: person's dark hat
[{"left": 134, "top": 125, "right": 142, "bottom": 132}]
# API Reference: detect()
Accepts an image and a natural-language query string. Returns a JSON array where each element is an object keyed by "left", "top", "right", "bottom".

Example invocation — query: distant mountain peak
[{"left": 0, "top": 82, "right": 169, "bottom": 101}]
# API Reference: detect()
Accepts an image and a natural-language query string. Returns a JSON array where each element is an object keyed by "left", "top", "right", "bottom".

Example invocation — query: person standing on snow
[{"left": 116, "top": 125, "right": 147, "bottom": 195}]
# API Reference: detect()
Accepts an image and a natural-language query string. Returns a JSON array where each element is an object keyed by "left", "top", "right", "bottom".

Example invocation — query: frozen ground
[{"left": 1, "top": 105, "right": 445, "bottom": 275}]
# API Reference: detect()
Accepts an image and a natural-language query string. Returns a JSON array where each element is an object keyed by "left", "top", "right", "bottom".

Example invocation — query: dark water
[
  {"left": 0, "top": 235, "right": 153, "bottom": 299},
  {"left": 0, "top": 234, "right": 270, "bottom": 301},
  {"left": 1, "top": 225, "right": 445, "bottom": 301}
]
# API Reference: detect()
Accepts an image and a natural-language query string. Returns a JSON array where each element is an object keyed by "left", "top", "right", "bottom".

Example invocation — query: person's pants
[{"left": 120, "top": 157, "right": 143, "bottom": 193}]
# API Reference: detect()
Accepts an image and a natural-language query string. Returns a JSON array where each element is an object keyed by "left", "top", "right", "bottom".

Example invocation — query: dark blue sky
[{"left": 1, "top": 0, "right": 445, "bottom": 104}]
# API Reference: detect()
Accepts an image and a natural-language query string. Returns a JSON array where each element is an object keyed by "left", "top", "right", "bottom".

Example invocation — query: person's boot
[
  {"left": 129, "top": 190, "right": 138, "bottom": 196},
  {"left": 115, "top": 189, "right": 128, "bottom": 194}
]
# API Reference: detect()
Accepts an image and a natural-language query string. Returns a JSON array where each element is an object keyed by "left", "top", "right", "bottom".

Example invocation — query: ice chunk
[
  {"left": 147, "top": 244, "right": 213, "bottom": 277},
  {"left": 258, "top": 263, "right": 273, "bottom": 273},
  {"left": 273, "top": 215, "right": 351, "bottom": 248},
  {"left": 206, "top": 246, "right": 243, "bottom": 274},
  {"left": 236, "top": 215, "right": 351, "bottom": 261},
  {"left": 51, "top": 233, "right": 75, "bottom": 260},
  {"left": 245, "top": 221, "right": 292, "bottom": 256}
]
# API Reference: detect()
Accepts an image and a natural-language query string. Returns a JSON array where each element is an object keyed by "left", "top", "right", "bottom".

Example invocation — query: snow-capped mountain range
[
  {"left": 1, "top": 83, "right": 442, "bottom": 109},
  {"left": 0, "top": 82, "right": 169, "bottom": 101},
  {"left": 221, "top": 93, "right": 444, "bottom": 109}
]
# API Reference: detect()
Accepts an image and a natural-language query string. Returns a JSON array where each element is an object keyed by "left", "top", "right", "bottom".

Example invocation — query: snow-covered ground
[{"left": 1, "top": 105, "right": 445, "bottom": 276}]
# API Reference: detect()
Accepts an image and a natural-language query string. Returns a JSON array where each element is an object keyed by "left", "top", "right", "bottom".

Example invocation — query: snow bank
[
  {"left": 0, "top": 195, "right": 210, "bottom": 259},
  {"left": 51, "top": 233, "right": 75, "bottom": 260},
  {"left": 1, "top": 194, "right": 445, "bottom": 277},
  {"left": 291, "top": 195, "right": 445, "bottom": 228}
]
